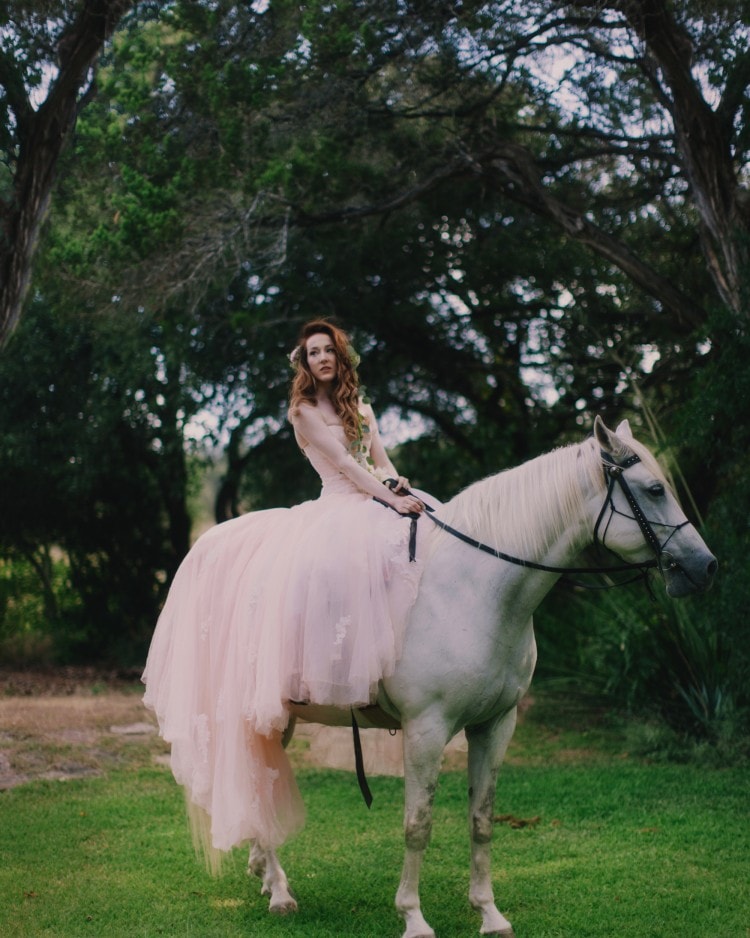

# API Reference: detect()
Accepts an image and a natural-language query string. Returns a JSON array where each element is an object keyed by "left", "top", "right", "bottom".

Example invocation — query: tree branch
[
  {"left": 291, "top": 155, "right": 475, "bottom": 226},
  {"left": 483, "top": 141, "right": 706, "bottom": 330},
  {"left": 288, "top": 141, "right": 707, "bottom": 331},
  {"left": 0, "top": 47, "right": 33, "bottom": 133}
]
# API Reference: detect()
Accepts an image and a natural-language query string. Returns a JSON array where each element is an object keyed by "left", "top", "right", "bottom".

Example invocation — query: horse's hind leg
[
  {"left": 248, "top": 842, "right": 297, "bottom": 914},
  {"left": 396, "top": 715, "right": 451, "bottom": 938},
  {"left": 465, "top": 709, "right": 517, "bottom": 937}
]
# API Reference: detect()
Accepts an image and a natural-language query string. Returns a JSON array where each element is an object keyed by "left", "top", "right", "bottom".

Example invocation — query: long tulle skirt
[{"left": 142, "top": 492, "right": 423, "bottom": 850}]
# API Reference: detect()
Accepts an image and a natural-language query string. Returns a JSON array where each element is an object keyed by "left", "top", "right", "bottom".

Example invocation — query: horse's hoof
[
  {"left": 270, "top": 897, "right": 298, "bottom": 915},
  {"left": 478, "top": 911, "right": 515, "bottom": 937}
]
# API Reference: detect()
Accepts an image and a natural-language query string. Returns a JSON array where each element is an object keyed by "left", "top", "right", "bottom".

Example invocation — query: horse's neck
[{"left": 439, "top": 442, "right": 598, "bottom": 566}]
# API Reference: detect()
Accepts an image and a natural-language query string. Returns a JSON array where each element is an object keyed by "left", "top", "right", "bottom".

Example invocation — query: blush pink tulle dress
[{"left": 142, "top": 414, "right": 425, "bottom": 852}]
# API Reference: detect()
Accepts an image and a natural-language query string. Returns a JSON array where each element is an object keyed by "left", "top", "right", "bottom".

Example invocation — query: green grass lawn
[{"left": 1, "top": 711, "right": 749, "bottom": 937}]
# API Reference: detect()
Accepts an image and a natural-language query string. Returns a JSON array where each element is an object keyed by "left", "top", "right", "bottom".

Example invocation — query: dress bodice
[{"left": 301, "top": 420, "right": 371, "bottom": 497}]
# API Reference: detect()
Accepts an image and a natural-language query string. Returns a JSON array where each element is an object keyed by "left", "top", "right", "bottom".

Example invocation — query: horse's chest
[
  {"left": 467, "top": 641, "right": 536, "bottom": 719},
  {"left": 433, "top": 621, "right": 537, "bottom": 726},
  {"left": 391, "top": 555, "right": 537, "bottom": 721}
]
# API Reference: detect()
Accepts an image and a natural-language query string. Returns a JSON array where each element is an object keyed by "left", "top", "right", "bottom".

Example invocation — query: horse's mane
[{"left": 435, "top": 433, "right": 668, "bottom": 560}]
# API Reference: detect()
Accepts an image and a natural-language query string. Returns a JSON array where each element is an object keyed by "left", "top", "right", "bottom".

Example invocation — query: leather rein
[{"left": 381, "top": 448, "right": 692, "bottom": 589}]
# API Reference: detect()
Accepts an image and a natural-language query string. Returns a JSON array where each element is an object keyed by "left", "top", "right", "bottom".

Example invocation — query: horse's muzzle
[{"left": 662, "top": 549, "right": 718, "bottom": 597}]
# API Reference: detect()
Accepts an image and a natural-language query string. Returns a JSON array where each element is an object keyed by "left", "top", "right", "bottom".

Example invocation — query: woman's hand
[
  {"left": 390, "top": 492, "right": 424, "bottom": 515},
  {"left": 383, "top": 477, "right": 422, "bottom": 513}
]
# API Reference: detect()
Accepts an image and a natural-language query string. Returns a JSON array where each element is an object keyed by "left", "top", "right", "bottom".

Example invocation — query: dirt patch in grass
[
  {"left": 0, "top": 668, "right": 614, "bottom": 792},
  {"left": 0, "top": 666, "right": 476, "bottom": 789},
  {"left": 0, "top": 666, "right": 164, "bottom": 790}
]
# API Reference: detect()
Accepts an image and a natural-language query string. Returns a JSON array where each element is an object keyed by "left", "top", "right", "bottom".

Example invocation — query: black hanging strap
[
  {"left": 408, "top": 515, "right": 419, "bottom": 562},
  {"left": 372, "top": 494, "right": 420, "bottom": 561},
  {"left": 351, "top": 709, "right": 373, "bottom": 808}
]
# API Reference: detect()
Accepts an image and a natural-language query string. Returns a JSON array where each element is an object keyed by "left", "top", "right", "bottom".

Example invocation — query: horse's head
[{"left": 592, "top": 417, "right": 717, "bottom": 597}]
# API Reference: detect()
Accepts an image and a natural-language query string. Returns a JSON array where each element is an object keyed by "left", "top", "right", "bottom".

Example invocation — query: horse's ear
[
  {"left": 615, "top": 419, "right": 634, "bottom": 441},
  {"left": 593, "top": 416, "right": 630, "bottom": 458},
  {"left": 593, "top": 415, "right": 611, "bottom": 448}
]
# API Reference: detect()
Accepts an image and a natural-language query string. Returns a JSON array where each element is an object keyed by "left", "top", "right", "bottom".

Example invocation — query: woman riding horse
[{"left": 143, "top": 318, "right": 428, "bottom": 851}]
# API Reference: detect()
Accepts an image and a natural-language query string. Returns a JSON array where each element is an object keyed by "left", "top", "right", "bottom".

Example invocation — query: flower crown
[{"left": 288, "top": 342, "right": 361, "bottom": 371}]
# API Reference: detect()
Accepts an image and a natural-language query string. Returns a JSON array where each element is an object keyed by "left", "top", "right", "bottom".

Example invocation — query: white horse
[{"left": 233, "top": 418, "right": 717, "bottom": 938}]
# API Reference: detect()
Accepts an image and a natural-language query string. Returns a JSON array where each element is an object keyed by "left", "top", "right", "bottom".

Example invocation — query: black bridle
[
  {"left": 593, "top": 451, "right": 691, "bottom": 579},
  {"left": 381, "top": 448, "right": 692, "bottom": 588}
]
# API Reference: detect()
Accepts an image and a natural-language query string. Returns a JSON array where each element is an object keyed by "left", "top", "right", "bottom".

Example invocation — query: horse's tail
[{"left": 185, "top": 795, "right": 226, "bottom": 877}]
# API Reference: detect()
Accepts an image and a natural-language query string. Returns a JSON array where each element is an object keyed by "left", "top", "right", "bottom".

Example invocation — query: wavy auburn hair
[{"left": 288, "top": 320, "right": 362, "bottom": 443}]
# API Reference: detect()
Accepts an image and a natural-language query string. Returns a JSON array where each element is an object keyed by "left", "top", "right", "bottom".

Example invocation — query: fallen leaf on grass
[{"left": 493, "top": 814, "right": 541, "bottom": 829}]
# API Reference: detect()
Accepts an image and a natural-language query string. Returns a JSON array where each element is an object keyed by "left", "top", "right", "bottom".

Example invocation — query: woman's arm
[
  {"left": 366, "top": 404, "right": 411, "bottom": 494},
  {"left": 291, "top": 403, "right": 422, "bottom": 513}
]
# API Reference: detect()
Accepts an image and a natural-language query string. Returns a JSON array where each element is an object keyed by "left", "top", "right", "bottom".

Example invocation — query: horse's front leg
[
  {"left": 465, "top": 709, "right": 518, "bottom": 938},
  {"left": 396, "top": 714, "right": 451, "bottom": 938},
  {"left": 248, "top": 842, "right": 297, "bottom": 914}
]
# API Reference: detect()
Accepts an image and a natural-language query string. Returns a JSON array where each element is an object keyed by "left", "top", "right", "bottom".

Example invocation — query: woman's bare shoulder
[{"left": 288, "top": 399, "right": 317, "bottom": 421}]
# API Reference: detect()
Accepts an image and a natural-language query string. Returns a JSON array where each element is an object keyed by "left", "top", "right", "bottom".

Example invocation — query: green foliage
[
  {"left": 669, "top": 305, "right": 750, "bottom": 736},
  {"left": 536, "top": 575, "right": 748, "bottom": 757},
  {"left": 0, "top": 552, "right": 78, "bottom": 664},
  {"left": 0, "top": 299, "right": 194, "bottom": 664}
]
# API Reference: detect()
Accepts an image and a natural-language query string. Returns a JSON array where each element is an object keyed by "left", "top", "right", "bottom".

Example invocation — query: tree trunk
[
  {"left": 590, "top": 0, "right": 750, "bottom": 316},
  {"left": 0, "top": 0, "right": 135, "bottom": 348}
]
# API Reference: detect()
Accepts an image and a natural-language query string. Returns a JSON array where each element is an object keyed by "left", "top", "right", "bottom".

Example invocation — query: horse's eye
[{"left": 648, "top": 482, "right": 665, "bottom": 497}]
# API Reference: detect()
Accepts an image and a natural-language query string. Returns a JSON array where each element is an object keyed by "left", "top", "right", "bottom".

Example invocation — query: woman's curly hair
[{"left": 288, "top": 320, "right": 362, "bottom": 444}]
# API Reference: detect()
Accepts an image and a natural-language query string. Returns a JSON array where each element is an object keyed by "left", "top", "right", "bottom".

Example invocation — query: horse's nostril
[{"left": 707, "top": 557, "right": 718, "bottom": 577}]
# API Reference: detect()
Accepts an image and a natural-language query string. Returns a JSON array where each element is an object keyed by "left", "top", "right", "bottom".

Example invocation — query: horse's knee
[
  {"left": 471, "top": 811, "right": 494, "bottom": 844},
  {"left": 405, "top": 804, "right": 433, "bottom": 850},
  {"left": 471, "top": 789, "right": 495, "bottom": 844}
]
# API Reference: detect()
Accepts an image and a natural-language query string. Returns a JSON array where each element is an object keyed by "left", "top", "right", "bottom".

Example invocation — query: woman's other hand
[{"left": 391, "top": 475, "right": 411, "bottom": 494}]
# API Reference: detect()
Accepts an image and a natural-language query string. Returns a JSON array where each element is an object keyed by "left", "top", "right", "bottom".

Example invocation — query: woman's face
[{"left": 305, "top": 332, "right": 338, "bottom": 386}]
